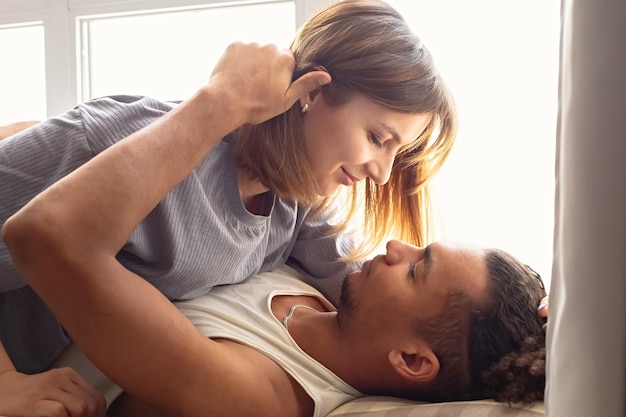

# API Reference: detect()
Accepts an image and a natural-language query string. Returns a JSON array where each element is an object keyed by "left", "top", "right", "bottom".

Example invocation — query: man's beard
[{"left": 337, "top": 275, "right": 358, "bottom": 327}]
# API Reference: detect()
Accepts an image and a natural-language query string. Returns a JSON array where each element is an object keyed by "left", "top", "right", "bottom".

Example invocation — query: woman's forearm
[{"left": 4, "top": 86, "right": 238, "bottom": 260}]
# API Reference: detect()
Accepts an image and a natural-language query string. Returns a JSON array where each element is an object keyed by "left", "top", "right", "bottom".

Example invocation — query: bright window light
[
  {"left": 0, "top": 24, "right": 46, "bottom": 124},
  {"left": 80, "top": 1, "right": 295, "bottom": 102},
  {"left": 387, "top": 0, "right": 560, "bottom": 288}
]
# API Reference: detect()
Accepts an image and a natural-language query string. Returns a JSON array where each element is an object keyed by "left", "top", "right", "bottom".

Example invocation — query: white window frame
[{"left": 0, "top": 0, "right": 330, "bottom": 118}]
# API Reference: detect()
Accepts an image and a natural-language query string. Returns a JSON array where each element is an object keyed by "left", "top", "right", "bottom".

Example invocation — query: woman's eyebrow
[{"left": 379, "top": 122, "right": 401, "bottom": 143}]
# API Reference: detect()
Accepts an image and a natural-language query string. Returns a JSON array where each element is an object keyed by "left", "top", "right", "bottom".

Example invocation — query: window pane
[
  {"left": 0, "top": 24, "right": 46, "bottom": 124},
  {"left": 82, "top": 1, "right": 295, "bottom": 101},
  {"left": 387, "top": 0, "right": 560, "bottom": 288}
]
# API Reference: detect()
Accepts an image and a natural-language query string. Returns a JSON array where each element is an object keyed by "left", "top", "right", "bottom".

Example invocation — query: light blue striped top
[{"left": 0, "top": 95, "right": 362, "bottom": 373}]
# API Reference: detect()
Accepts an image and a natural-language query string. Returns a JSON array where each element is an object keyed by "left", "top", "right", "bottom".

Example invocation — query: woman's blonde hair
[{"left": 236, "top": 0, "right": 457, "bottom": 254}]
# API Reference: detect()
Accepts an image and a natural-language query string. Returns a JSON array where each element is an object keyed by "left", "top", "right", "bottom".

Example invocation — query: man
[{"left": 13, "top": 235, "right": 547, "bottom": 417}]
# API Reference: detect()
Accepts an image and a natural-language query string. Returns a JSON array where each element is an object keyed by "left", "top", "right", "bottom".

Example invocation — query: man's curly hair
[
  {"left": 467, "top": 249, "right": 547, "bottom": 404},
  {"left": 407, "top": 248, "right": 546, "bottom": 404}
]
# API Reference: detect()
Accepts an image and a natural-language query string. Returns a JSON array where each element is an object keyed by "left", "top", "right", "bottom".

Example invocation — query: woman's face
[{"left": 300, "top": 91, "right": 431, "bottom": 196}]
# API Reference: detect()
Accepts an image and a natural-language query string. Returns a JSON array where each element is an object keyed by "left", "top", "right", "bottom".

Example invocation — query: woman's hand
[
  {"left": 0, "top": 368, "right": 106, "bottom": 417},
  {"left": 537, "top": 295, "right": 549, "bottom": 328},
  {"left": 207, "top": 42, "right": 331, "bottom": 126}
]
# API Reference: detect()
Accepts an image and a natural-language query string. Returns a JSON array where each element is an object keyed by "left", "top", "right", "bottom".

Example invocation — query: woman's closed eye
[{"left": 367, "top": 131, "right": 383, "bottom": 149}]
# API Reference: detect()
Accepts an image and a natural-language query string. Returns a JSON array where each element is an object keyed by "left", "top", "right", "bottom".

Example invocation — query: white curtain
[{"left": 548, "top": 0, "right": 626, "bottom": 416}]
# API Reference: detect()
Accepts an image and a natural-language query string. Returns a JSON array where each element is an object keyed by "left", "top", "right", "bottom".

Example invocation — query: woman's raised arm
[{"left": 2, "top": 42, "right": 329, "bottom": 417}]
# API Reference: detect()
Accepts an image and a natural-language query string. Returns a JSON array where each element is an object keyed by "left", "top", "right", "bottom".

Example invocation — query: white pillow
[{"left": 328, "top": 396, "right": 545, "bottom": 417}]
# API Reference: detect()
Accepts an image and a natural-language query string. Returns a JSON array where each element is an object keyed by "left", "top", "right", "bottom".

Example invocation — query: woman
[{"left": 0, "top": 1, "right": 456, "bottom": 414}]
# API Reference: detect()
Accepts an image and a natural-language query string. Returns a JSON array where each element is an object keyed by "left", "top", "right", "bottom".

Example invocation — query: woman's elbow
[{"left": 2, "top": 203, "right": 66, "bottom": 278}]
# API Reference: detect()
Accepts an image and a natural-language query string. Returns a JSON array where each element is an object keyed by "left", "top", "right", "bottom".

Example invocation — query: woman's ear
[
  {"left": 298, "top": 88, "right": 323, "bottom": 111},
  {"left": 387, "top": 345, "right": 440, "bottom": 383}
]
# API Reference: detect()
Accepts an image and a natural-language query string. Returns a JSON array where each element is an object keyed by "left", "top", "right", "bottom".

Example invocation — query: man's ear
[{"left": 387, "top": 345, "right": 440, "bottom": 383}]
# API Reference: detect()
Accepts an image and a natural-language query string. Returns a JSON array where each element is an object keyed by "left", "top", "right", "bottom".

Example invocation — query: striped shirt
[{"left": 0, "top": 95, "right": 361, "bottom": 373}]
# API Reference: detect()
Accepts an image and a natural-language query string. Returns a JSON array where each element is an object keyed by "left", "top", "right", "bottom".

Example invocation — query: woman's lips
[{"left": 341, "top": 167, "right": 359, "bottom": 186}]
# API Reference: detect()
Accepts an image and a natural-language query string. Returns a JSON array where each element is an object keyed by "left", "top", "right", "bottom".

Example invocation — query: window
[
  {"left": 0, "top": 23, "right": 46, "bottom": 124},
  {"left": 387, "top": 0, "right": 560, "bottom": 288},
  {"left": 0, "top": 0, "right": 559, "bottom": 288},
  {"left": 80, "top": 1, "right": 295, "bottom": 101}
]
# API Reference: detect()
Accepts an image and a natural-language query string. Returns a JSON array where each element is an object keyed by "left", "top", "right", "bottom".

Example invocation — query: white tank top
[{"left": 175, "top": 265, "right": 362, "bottom": 417}]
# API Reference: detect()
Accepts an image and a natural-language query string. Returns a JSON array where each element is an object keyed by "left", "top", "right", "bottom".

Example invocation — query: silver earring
[{"left": 301, "top": 103, "right": 309, "bottom": 113}]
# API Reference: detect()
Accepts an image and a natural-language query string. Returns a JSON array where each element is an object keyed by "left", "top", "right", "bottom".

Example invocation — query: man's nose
[
  {"left": 385, "top": 240, "right": 423, "bottom": 264},
  {"left": 385, "top": 240, "right": 407, "bottom": 264}
]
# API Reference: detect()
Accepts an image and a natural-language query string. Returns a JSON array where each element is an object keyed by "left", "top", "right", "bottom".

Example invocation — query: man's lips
[
  {"left": 362, "top": 255, "right": 386, "bottom": 276},
  {"left": 362, "top": 259, "right": 372, "bottom": 275}
]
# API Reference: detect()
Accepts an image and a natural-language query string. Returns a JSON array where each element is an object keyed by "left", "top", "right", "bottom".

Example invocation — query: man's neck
[{"left": 270, "top": 294, "right": 371, "bottom": 393}]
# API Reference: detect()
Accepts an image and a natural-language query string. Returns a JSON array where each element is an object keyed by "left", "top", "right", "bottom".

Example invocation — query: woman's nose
[{"left": 367, "top": 153, "right": 394, "bottom": 185}]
